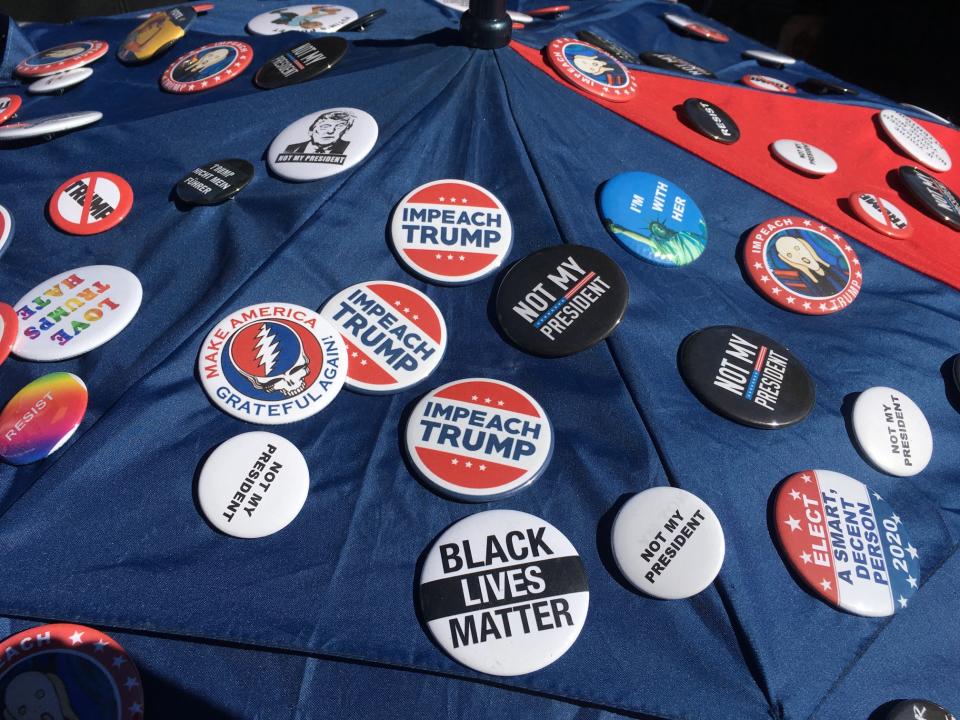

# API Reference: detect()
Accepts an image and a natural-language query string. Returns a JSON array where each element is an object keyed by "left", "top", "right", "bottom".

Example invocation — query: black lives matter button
[
  {"left": 176, "top": 159, "right": 254, "bottom": 205},
  {"left": 418, "top": 509, "right": 589, "bottom": 676},
  {"left": 495, "top": 245, "right": 628, "bottom": 357},
  {"left": 254, "top": 37, "right": 347, "bottom": 90},
  {"left": 682, "top": 98, "right": 739, "bottom": 144},
  {"left": 679, "top": 325, "right": 815, "bottom": 429}
]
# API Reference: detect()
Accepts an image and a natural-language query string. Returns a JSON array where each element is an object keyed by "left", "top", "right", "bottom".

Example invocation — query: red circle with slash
[{"left": 48, "top": 171, "right": 134, "bottom": 236}]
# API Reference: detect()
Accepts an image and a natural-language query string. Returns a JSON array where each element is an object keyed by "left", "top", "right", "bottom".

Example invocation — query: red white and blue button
[
  {"left": 16, "top": 41, "right": 109, "bottom": 78},
  {"left": 546, "top": 38, "right": 637, "bottom": 102},
  {"left": 0, "top": 95, "right": 21, "bottom": 126}
]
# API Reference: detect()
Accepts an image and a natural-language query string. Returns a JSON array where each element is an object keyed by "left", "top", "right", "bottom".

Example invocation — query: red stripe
[{"left": 563, "top": 271, "right": 596, "bottom": 299}]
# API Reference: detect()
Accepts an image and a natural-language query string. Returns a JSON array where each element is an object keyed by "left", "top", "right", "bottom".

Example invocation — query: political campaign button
[
  {"left": 679, "top": 325, "right": 814, "bottom": 429},
  {"left": 118, "top": 5, "right": 197, "bottom": 64},
  {"left": 0, "top": 624, "right": 144, "bottom": 717},
  {"left": 0, "top": 303, "right": 17, "bottom": 366},
  {"left": 741, "top": 74, "right": 796, "bottom": 94},
  {"left": 0, "top": 95, "right": 22, "bottom": 126},
  {"left": 771, "top": 139, "right": 838, "bottom": 176},
  {"left": 27, "top": 67, "right": 93, "bottom": 95},
  {"left": 662, "top": 12, "right": 729, "bottom": 42},
  {"left": 0, "top": 203, "right": 12, "bottom": 257},
  {"left": 247, "top": 4, "right": 358, "bottom": 35},
  {"left": 176, "top": 159, "right": 254, "bottom": 205},
  {"left": 528, "top": 5, "right": 569, "bottom": 19},
  {"left": 337, "top": 8, "right": 386, "bottom": 31},
  {"left": 600, "top": 172, "right": 707, "bottom": 266},
  {"left": 198, "top": 302, "right": 346, "bottom": 424},
  {"left": 254, "top": 37, "right": 347, "bottom": 90},
  {"left": 774, "top": 469, "right": 919, "bottom": 616},
  {"left": 898, "top": 166, "right": 960, "bottom": 231},
  {"left": 848, "top": 191, "right": 913, "bottom": 239},
  {"left": 884, "top": 700, "right": 955, "bottom": 720},
  {"left": 12, "top": 266, "right": 142, "bottom": 362},
  {"left": 879, "top": 109, "right": 952, "bottom": 173},
  {"left": 495, "top": 245, "right": 628, "bottom": 357},
  {"left": 0, "top": 111, "right": 103, "bottom": 142},
  {"left": 390, "top": 179, "right": 512, "bottom": 285},
  {"left": 16, "top": 41, "right": 108, "bottom": 78},
  {"left": 321, "top": 281, "right": 446, "bottom": 393},
  {"left": 573, "top": 31, "right": 639, "bottom": 65},
  {"left": 197, "top": 431, "right": 309, "bottom": 537},
  {"left": 742, "top": 48, "right": 796, "bottom": 67},
  {"left": 640, "top": 52, "right": 715, "bottom": 78},
  {"left": 509, "top": 11, "right": 533, "bottom": 23},
  {"left": 900, "top": 103, "right": 953, "bottom": 127},
  {"left": 0, "top": 373, "right": 87, "bottom": 464},
  {"left": 418, "top": 510, "right": 588, "bottom": 675},
  {"left": 161, "top": 41, "right": 252, "bottom": 93},
  {"left": 48, "top": 171, "right": 133, "bottom": 236},
  {"left": 682, "top": 98, "right": 739, "bottom": 144},
  {"left": 405, "top": 379, "right": 552, "bottom": 500},
  {"left": 852, "top": 387, "right": 932, "bottom": 477},
  {"left": 744, "top": 216, "right": 861, "bottom": 315},
  {"left": 267, "top": 108, "right": 377, "bottom": 182},
  {"left": 546, "top": 38, "right": 637, "bottom": 103},
  {"left": 612, "top": 487, "right": 724, "bottom": 599},
  {"left": 801, "top": 77, "right": 858, "bottom": 96}
]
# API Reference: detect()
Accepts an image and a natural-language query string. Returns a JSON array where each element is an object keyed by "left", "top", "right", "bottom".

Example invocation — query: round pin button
[
  {"left": 743, "top": 216, "right": 862, "bottom": 315},
  {"left": 771, "top": 139, "right": 838, "bottom": 176},
  {"left": 161, "top": 41, "right": 252, "bottom": 93},
  {"left": 268, "top": 107, "right": 377, "bottom": 182},
  {"left": 600, "top": 171, "right": 707, "bottom": 266},
  {"left": 900, "top": 103, "right": 953, "bottom": 126},
  {"left": 48, "top": 171, "right": 133, "bottom": 235},
  {"left": 0, "top": 203, "right": 12, "bottom": 257},
  {"left": 612, "top": 487, "right": 724, "bottom": 599},
  {"left": 682, "top": 98, "right": 739, "bottom": 144},
  {"left": 884, "top": 700, "right": 955, "bottom": 720},
  {"left": 879, "top": 109, "right": 952, "bottom": 173},
  {"left": 198, "top": 432, "right": 309, "bottom": 537},
  {"left": 741, "top": 74, "right": 797, "bottom": 94},
  {"left": 774, "top": 469, "right": 920, "bottom": 617},
  {"left": 176, "top": 158, "right": 254, "bottom": 205},
  {"left": 527, "top": 5, "right": 569, "bottom": 18},
  {"left": 418, "top": 509, "right": 589, "bottom": 676},
  {"left": 0, "top": 111, "right": 103, "bottom": 142},
  {"left": 546, "top": 38, "right": 637, "bottom": 103},
  {"left": 254, "top": 37, "right": 347, "bottom": 89},
  {"left": 663, "top": 12, "right": 729, "bottom": 42},
  {"left": 495, "top": 245, "right": 628, "bottom": 357},
  {"left": 198, "top": 302, "right": 347, "bottom": 425},
  {"left": 574, "top": 31, "right": 639, "bottom": 65},
  {"left": 742, "top": 49, "right": 796, "bottom": 67},
  {"left": 679, "top": 325, "right": 814, "bottom": 429},
  {"left": 640, "top": 52, "right": 716, "bottom": 78},
  {"left": 118, "top": 6, "right": 196, "bottom": 64},
  {"left": 0, "top": 95, "right": 22, "bottom": 126},
  {"left": 12, "top": 266, "right": 143, "bottom": 361},
  {"left": 338, "top": 8, "right": 387, "bottom": 31},
  {"left": 405, "top": 378, "right": 552, "bottom": 500},
  {"left": 390, "top": 179, "right": 513, "bottom": 285},
  {"left": 27, "top": 66, "right": 93, "bottom": 94},
  {"left": 0, "top": 624, "right": 144, "bottom": 718},
  {"left": 16, "top": 40, "right": 109, "bottom": 77},
  {"left": 320, "top": 280, "right": 447, "bottom": 393},
  {"left": 0, "top": 373, "right": 87, "bottom": 465},
  {"left": 898, "top": 166, "right": 960, "bottom": 231},
  {"left": 801, "top": 77, "right": 858, "bottom": 96},
  {"left": 848, "top": 191, "right": 913, "bottom": 239},
  {"left": 852, "top": 387, "right": 932, "bottom": 476},
  {"left": 0, "top": 303, "right": 18, "bottom": 366},
  {"left": 247, "top": 4, "right": 358, "bottom": 35}
]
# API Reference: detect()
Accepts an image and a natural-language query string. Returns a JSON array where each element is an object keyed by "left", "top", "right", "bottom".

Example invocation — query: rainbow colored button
[{"left": 0, "top": 372, "right": 87, "bottom": 465}]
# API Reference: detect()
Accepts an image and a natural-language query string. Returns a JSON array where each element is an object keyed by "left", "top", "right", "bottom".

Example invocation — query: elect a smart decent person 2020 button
[{"left": 418, "top": 509, "right": 589, "bottom": 676}]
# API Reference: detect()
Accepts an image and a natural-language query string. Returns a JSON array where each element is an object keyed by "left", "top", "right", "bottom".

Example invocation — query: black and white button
[
  {"left": 268, "top": 108, "right": 377, "bottom": 182},
  {"left": 879, "top": 109, "right": 952, "bottom": 173},
  {"left": 771, "top": 139, "right": 837, "bottom": 175},
  {"left": 898, "top": 166, "right": 960, "bottom": 231},
  {"left": 176, "top": 159, "right": 254, "bottom": 205},
  {"left": 852, "top": 386, "right": 932, "bottom": 476},
  {"left": 27, "top": 67, "right": 93, "bottom": 94}
]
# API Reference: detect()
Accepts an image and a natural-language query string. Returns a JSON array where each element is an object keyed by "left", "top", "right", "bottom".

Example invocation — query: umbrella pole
[{"left": 461, "top": 0, "right": 512, "bottom": 49}]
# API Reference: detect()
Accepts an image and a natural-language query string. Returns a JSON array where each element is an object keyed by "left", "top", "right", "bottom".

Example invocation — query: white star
[
  {"left": 801, "top": 473, "right": 812, "bottom": 483},
  {"left": 69, "top": 631, "right": 84, "bottom": 645},
  {"left": 819, "top": 578, "right": 832, "bottom": 591},
  {"left": 772, "top": 287, "right": 781, "bottom": 295},
  {"left": 784, "top": 515, "right": 802, "bottom": 532},
  {"left": 447, "top": 254, "right": 454, "bottom": 260},
  {"left": 852, "top": 257, "right": 860, "bottom": 265},
  {"left": 844, "top": 244, "right": 852, "bottom": 250},
  {"left": 753, "top": 262, "right": 762, "bottom": 270},
  {"left": 906, "top": 543, "right": 918, "bottom": 559},
  {"left": 435, "top": 253, "right": 442, "bottom": 259},
  {"left": 471, "top": 395, "right": 478, "bottom": 401},
  {"left": 819, "top": 303, "right": 827, "bottom": 310},
  {"left": 789, "top": 489, "right": 801, "bottom": 500},
  {"left": 855, "top": 271, "right": 862, "bottom": 278},
  {"left": 403, "top": 307, "right": 410, "bottom": 314},
  {"left": 786, "top": 296, "right": 795, "bottom": 304},
  {"left": 412, "top": 314, "right": 419, "bottom": 320},
  {"left": 803, "top": 220, "right": 812, "bottom": 226},
  {"left": 394, "top": 300, "right": 401, "bottom": 307},
  {"left": 497, "top": 400, "right": 504, "bottom": 406},
  {"left": 112, "top": 656, "right": 127, "bottom": 668},
  {"left": 451, "top": 458, "right": 459, "bottom": 465},
  {"left": 479, "top": 464, "right": 486, "bottom": 471},
  {"left": 897, "top": 595, "right": 908, "bottom": 608},
  {"left": 760, "top": 275, "right": 770, "bottom": 283},
  {"left": 873, "top": 490, "right": 884, "bottom": 501},
  {"left": 458, "top": 255, "right": 465, "bottom": 261},
  {"left": 484, "top": 397, "right": 491, "bottom": 403},
  {"left": 359, "top": 359, "right": 367, "bottom": 366},
  {"left": 129, "top": 703, "right": 143, "bottom": 714},
  {"left": 124, "top": 677, "right": 139, "bottom": 690},
  {"left": 351, "top": 351, "right": 358, "bottom": 358},
  {"left": 461, "top": 197, "right": 468, "bottom": 203},
  {"left": 800, "top": 551, "right": 813, "bottom": 564},
  {"left": 890, "top": 513, "right": 901, "bottom": 525},
  {"left": 818, "top": 224, "right": 827, "bottom": 231},
  {"left": 465, "top": 461, "right": 472, "bottom": 468},
  {"left": 94, "top": 639, "right": 108, "bottom": 652},
  {"left": 438, "top": 196, "right": 445, "bottom": 202},
  {"left": 802, "top": 302, "right": 811, "bottom": 310},
  {"left": 906, "top": 575, "right": 918, "bottom": 588}
]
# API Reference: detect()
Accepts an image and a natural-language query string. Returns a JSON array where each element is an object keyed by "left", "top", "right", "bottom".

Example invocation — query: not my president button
[{"left": 418, "top": 509, "right": 589, "bottom": 676}]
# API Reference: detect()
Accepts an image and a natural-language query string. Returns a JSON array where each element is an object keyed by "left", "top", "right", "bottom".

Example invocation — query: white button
[
  {"left": 268, "top": 108, "right": 377, "bottom": 182},
  {"left": 772, "top": 139, "right": 838, "bottom": 175},
  {"left": 852, "top": 386, "right": 932, "bottom": 476},
  {"left": 247, "top": 4, "right": 359, "bottom": 35},
  {"left": 879, "top": 109, "right": 951, "bottom": 173},
  {"left": 28, "top": 67, "right": 93, "bottom": 94}
]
